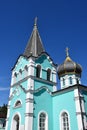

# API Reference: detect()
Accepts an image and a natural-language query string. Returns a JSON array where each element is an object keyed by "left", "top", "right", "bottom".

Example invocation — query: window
[
  {"left": 47, "top": 69, "right": 51, "bottom": 81},
  {"left": 14, "top": 72, "right": 17, "bottom": 77},
  {"left": 19, "top": 69, "right": 22, "bottom": 74},
  {"left": 61, "top": 112, "right": 70, "bottom": 130},
  {"left": 25, "top": 65, "right": 28, "bottom": 71},
  {"left": 39, "top": 112, "right": 47, "bottom": 130},
  {"left": 14, "top": 100, "right": 21, "bottom": 108},
  {"left": 13, "top": 115, "right": 19, "bottom": 130},
  {"left": 69, "top": 77, "right": 72, "bottom": 85},
  {"left": 36, "top": 65, "right": 41, "bottom": 78},
  {"left": 76, "top": 78, "right": 79, "bottom": 84},
  {"left": 63, "top": 78, "right": 65, "bottom": 86}
]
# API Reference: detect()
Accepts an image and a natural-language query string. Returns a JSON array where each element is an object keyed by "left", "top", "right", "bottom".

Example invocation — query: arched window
[
  {"left": 69, "top": 77, "right": 72, "bottom": 85},
  {"left": 24, "top": 65, "right": 28, "bottom": 71},
  {"left": 12, "top": 114, "right": 20, "bottom": 130},
  {"left": 63, "top": 78, "right": 65, "bottom": 86},
  {"left": 61, "top": 112, "right": 70, "bottom": 130},
  {"left": 36, "top": 65, "right": 41, "bottom": 78},
  {"left": 14, "top": 100, "right": 22, "bottom": 108},
  {"left": 14, "top": 72, "right": 17, "bottom": 77},
  {"left": 19, "top": 69, "right": 22, "bottom": 74},
  {"left": 47, "top": 69, "right": 51, "bottom": 81},
  {"left": 39, "top": 112, "right": 47, "bottom": 130}
]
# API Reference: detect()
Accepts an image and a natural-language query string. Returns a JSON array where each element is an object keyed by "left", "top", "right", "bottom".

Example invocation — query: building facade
[{"left": 5, "top": 20, "right": 87, "bottom": 130}]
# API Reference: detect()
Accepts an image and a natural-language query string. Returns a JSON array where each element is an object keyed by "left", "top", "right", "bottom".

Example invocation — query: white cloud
[{"left": 0, "top": 87, "right": 9, "bottom": 91}]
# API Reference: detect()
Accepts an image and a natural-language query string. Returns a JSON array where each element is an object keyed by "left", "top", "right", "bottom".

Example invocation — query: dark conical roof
[
  {"left": 57, "top": 48, "right": 82, "bottom": 78},
  {"left": 24, "top": 18, "right": 45, "bottom": 57}
]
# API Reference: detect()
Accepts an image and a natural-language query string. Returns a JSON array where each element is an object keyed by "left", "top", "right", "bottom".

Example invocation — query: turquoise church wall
[
  {"left": 13, "top": 56, "right": 28, "bottom": 72},
  {"left": 52, "top": 90, "right": 78, "bottom": 130},
  {"left": 34, "top": 54, "right": 55, "bottom": 91},
  {"left": 7, "top": 82, "right": 27, "bottom": 130},
  {"left": 35, "top": 55, "right": 55, "bottom": 81},
  {"left": 7, "top": 56, "right": 29, "bottom": 130},
  {"left": 33, "top": 90, "right": 53, "bottom": 130}
]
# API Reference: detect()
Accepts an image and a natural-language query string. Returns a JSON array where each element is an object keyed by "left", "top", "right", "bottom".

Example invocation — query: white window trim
[
  {"left": 13, "top": 99, "right": 22, "bottom": 108},
  {"left": 60, "top": 110, "right": 71, "bottom": 130},
  {"left": 11, "top": 112, "right": 21, "bottom": 130},
  {"left": 38, "top": 111, "right": 48, "bottom": 130}
]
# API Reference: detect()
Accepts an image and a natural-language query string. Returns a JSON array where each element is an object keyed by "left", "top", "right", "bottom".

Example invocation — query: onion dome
[{"left": 57, "top": 48, "right": 82, "bottom": 78}]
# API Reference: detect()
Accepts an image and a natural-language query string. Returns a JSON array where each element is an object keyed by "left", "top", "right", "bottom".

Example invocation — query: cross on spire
[
  {"left": 34, "top": 17, "right": 38, "bottom": 26},
  {"left": 66, "top": 47, "right": 69, "bottom": 57}
]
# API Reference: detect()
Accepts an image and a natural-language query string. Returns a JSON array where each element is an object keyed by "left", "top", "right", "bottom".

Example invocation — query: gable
[
  {"left": 13, "top": 56, "right": 28, "bottom": 72},
  {"left": 35, "top": 54, "right": 55, "bottom": 69}
]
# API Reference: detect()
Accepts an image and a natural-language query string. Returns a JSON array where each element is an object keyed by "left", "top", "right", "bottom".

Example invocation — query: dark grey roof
[{"left": 23, "top": 22, "right": 45, "bottom": 57}]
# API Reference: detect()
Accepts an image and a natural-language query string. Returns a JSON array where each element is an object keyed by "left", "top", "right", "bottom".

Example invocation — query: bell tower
[{"left": 5, "top": 18, "right": 57, "bottom": 130}]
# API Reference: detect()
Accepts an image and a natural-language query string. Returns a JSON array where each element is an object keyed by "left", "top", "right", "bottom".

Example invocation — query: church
[{"left": 5, "top": 19, "right": 87, "bottom": 130}]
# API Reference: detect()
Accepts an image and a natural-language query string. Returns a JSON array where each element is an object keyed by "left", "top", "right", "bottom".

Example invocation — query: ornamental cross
[
  {"left": 34, "top": 17, "right": 38, "bottom": 26},
  {"left": 66, "top": 47, "right": 69, "bottom": 57}
]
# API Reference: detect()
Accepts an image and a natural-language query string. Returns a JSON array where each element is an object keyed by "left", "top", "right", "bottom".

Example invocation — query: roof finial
[
  {"left": 34, "top": 17, "right": 38, "bottom": 26},
  {"left": 66, "top": 47, "right": 69, "bottom": 57}
]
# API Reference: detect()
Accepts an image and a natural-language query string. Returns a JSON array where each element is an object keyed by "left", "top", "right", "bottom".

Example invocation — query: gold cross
[{"left": 66, "top": 47, "right": 69, "bottom": 57}]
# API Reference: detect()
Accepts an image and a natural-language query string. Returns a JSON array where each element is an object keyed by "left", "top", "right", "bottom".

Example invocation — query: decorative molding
[
  {"left": 34, "top": 86, "right": 52, "bottom": 95},
  {"left": 25, "top": 113, "right": 33, "bottom": 117},
  {"left": 76, "top": 112, "right": 86, "bottom": 116},
  {"left": 11, "top": 75, "right": 57, "bottom": 88},
  {"left": 74, "top": 96, "right": 84, "bottom": 101},
  {"left": 25, "top": 98, "right": 34, "bottom": 103}
]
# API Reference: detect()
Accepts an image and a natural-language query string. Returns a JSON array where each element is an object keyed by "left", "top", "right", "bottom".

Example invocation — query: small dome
[{"left": 57, "top": 56, "right": 82, "bottom": 78}]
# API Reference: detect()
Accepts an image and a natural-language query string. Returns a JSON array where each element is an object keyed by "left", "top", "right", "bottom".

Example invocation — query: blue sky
[{"left": 0, "top": 0, "right": 87, "bottom": 106}]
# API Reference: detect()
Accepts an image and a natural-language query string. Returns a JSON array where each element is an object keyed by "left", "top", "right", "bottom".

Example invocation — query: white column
[
  {"left": 52, "top": 69, "right": 57, "bottom": 92},
  {"left": 80, "top": 95, "right": 87, "bottom": 129},
  {"left": 25, "top": 58, "right": 34, "bottom": 130},
  {"left": 74, "top": 88, "right": 83, "bottom": 130}
]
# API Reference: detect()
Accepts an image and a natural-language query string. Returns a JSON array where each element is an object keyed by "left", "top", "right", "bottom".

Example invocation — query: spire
[{"left": 23, "top": 18, "right": 45, "bottom": 57}]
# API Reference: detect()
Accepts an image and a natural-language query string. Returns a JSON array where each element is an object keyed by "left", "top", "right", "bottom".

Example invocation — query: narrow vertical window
[
  {"left": 63, "top": 78, "right": 65, "bottom": 86},
  {"left": 36, "top": 65, "right": 41, "bottom": 78},
  {"left": 61, "top": 112, "right": 69, "bottom": 130},
  {"left": 47, "top": 69, "right": 51, "bottom": 81},
  {"left": 76, "top": 78, "right": 79, "bottom": 84},
  {"left": 39, "top": 112, "right": 47, "bottom": 130},
  {"left": 69, "top": 77, "right": 72, "bottom": 85}
]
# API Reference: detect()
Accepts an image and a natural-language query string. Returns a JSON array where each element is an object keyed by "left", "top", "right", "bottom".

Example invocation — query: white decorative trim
[
  {"left": 59, "top": 110, "right": 71, "bottom": 130},
  {"left": 11, "top": 112, "right": 21, "bottom": 130},
  {"left": 74, "top": 88, "right": 83, "bottom": 130},
  {"left": 60, "top": 74, "right": 81, "bottom": 89},
  {"left": 25, "top": 57, "right": 34, "bottom": 130},
  {"left": 38, "top": 111, "right": 48, "bottom": 130}
]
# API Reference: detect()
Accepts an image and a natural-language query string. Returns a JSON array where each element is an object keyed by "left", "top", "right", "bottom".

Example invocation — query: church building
[{"left": 5, "top": 19, "right": 87, "bottom": 130}]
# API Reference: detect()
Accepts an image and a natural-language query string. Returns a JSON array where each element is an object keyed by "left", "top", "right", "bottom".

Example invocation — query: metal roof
[{"left": 23, "top": 19, "right": 45, "bottom": 57}]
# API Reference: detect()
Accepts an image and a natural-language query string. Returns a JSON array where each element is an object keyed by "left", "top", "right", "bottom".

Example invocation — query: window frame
[
  {"left": 38, "top": 111, "right": 48, "bottom": 130},
  {"left": 36, "top": 65, "right": 41, "bottom": 78},
  {"left": 60, "top": 110, "right": 70, "bottom": 130},
  {"left": 47, "top": 68, "right": 51, "bottom": 81},
  {"left": 14, "top": 100, "right": 22, "bottom": 108}
]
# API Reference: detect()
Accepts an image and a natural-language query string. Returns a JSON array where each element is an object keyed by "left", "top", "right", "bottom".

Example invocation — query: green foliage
[{"left": 0, "top": 104, "right": 7, "bottom": 118}]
